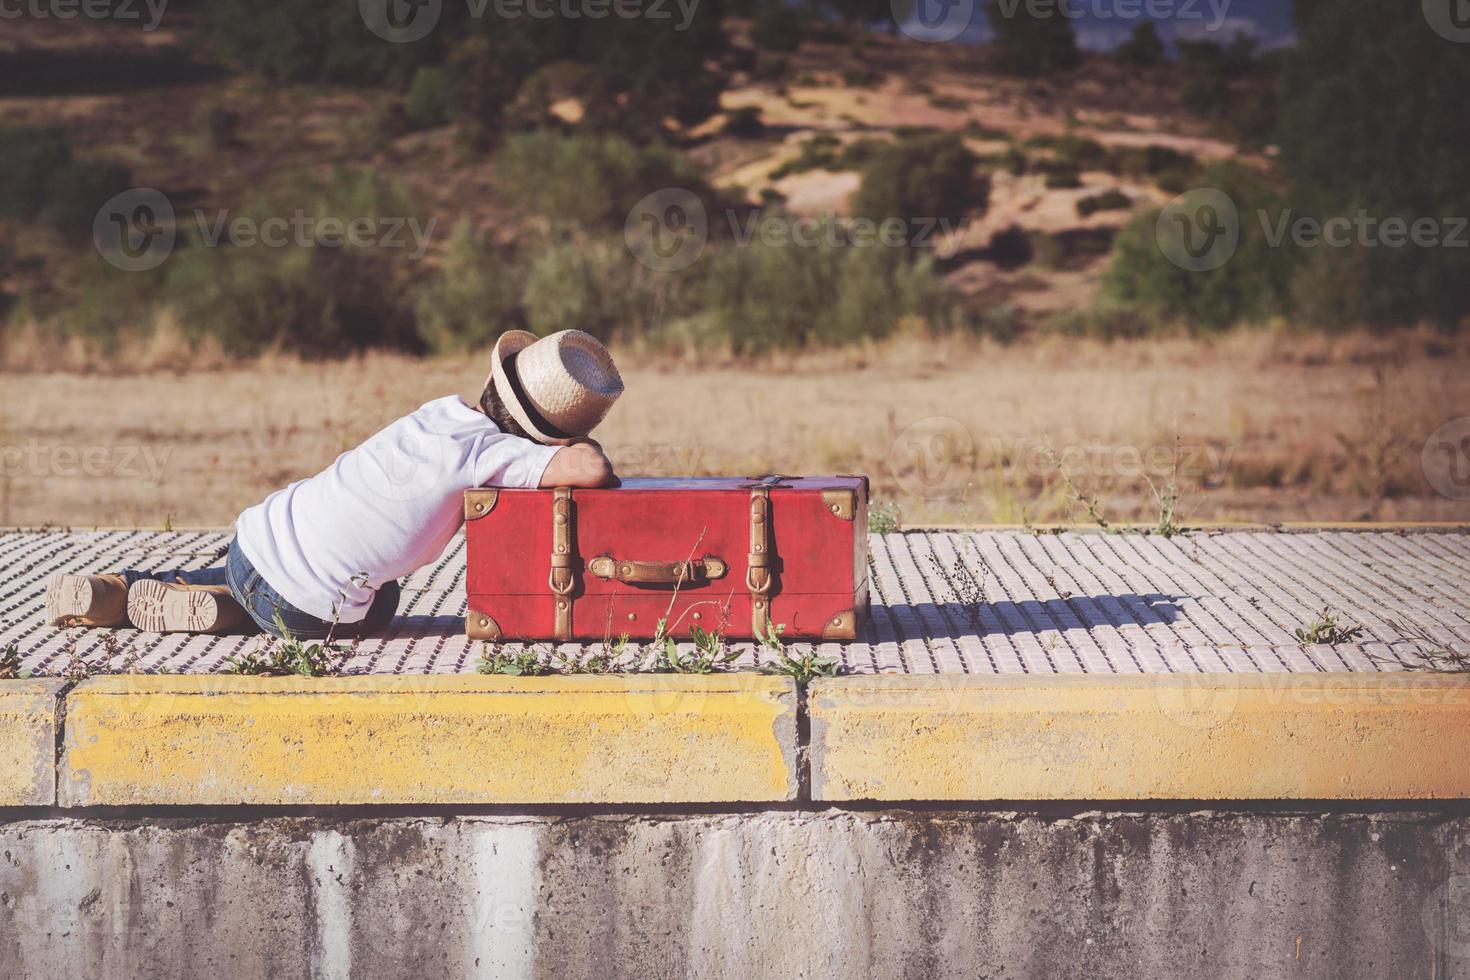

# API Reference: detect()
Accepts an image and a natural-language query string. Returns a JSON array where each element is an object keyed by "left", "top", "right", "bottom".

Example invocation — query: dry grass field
[{"left": 3, "top": 327, "right": 1466, "bottom": 529}]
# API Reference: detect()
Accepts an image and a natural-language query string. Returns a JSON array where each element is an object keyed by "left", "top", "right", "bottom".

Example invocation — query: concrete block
[
  {"left": 0, "top": 679, "right": 64, "bottom": 806},
  {"left": 810, "top": 673, "right": 1470, "bottom": 801},
  {"left": 61, "top": 674, "right": 798, "bottom": 805}
]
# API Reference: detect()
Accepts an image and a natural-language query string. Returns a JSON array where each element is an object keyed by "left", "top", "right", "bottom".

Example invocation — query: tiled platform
[{"left": 1, "top": 528, "right": 1466, "bottom": 676}]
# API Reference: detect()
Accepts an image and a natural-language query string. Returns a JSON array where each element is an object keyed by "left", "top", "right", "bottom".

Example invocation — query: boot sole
[
  {"left": 127, "top": 580, "right": 232, "bottom": 634},
  {"left": 46, "top": 575, "right": 120, "bottom": 627}
]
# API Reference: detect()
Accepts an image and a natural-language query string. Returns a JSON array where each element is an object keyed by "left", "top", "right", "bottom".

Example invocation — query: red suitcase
[{"left": 463, "top": 476, "right": 869, "bottom": 642}]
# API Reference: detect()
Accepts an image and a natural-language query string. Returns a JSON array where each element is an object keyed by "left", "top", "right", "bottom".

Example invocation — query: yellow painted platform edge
[
  {"left": 0, "top": 679, "right": 65, "bottom": 807},
  {"left": 809, "top": 673, "right": 1470, "bottom": 802},
  {"left": 61, "top": 674, "right": 799, "bottom": 806}
]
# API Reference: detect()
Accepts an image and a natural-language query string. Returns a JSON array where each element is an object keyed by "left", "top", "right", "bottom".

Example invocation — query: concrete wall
[{"left": 2, "top": 808, "right": 1469, "bottom": 979}]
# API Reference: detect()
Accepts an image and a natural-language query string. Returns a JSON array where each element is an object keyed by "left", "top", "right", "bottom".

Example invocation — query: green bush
[
  {"left": 768, "top": 133, "right": 843, "bottom": 179},
  {"left": 1030, "top": 133, "right": 1107, "bottom": 169},
  {"left": 1114, "top": 22, "right": 1165, "bottom": 67},
  {"left": 695, "top": 216, "right": 960, "bottom": 353},
  {"left": 499, "top": 132, "right": 696, "bottom": 230},
  {"left": 1102, "top": 164, "right": 1291, "bottom": 332},
  {"left": 163, "top": 240, "right": 413, "bottom": 356},
  {"left": 722, "top": 106, "right": 766, "bottom": 139},
  {"left": 405, "top": 66, "right": 451, "bottom": 130},
  {"left": 851, "top": 131, "right": 987, "bottom": 228},
  {"left": 160, "top": 168, "right": 421, "bottom": 355},
  {"left": 1076, "top": 189, "right": 1132, "bottom": 217},
  {"left": 751, "top": 3, "right": 804, "bottom": 53},
  {"left": 200, "top": 106, "right": 243, "bottom": 150},
  {"left": 1277, "top": 0, "right": 1470, "bottom": 328},
  {"left": 414, "top": 220, "right": 526, "bottom": 353},
  {"left": 0, "top": 126, "right": 132, "bottom": 236},
  {"left": 984, "top": 0, "right": 1080, "bottom": 76},
  {"left": 1041, "top": 164, "right": 1081, "bottom": 189},
  {"left": 521, "top": 238, "right": 665, "bottom": 341}
]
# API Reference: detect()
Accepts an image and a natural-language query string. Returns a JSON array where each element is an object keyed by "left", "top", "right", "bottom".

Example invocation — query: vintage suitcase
[{"left": 463, "top": 476, "right": 869, "bottom": 642}]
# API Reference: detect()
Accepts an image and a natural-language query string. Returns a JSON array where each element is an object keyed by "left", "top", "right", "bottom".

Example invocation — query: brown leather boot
[
  {"left": 126, "top": 580, "right": 253, "bottom": 634},
  {"left": 45, "top": 574, "right": 129, "bottom": 628}
]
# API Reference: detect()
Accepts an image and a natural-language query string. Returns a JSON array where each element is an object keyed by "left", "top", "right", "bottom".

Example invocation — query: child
[{"left": 44, "top": 329, "right": 622, "bottom": 638}]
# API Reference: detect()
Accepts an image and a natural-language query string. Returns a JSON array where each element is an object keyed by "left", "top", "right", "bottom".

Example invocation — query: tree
[
  {"left": 851, "top": 132, "right": 988, "bottom": 231},
  {"left": 1277, "top": 0, "right": 1470, "bottom": 328},
  {"left": 1114, "top": 22, "right": 1164, "bottom": 67},
  {"left": 985, "top": 0, "right": 1080, "bottom": 76}
]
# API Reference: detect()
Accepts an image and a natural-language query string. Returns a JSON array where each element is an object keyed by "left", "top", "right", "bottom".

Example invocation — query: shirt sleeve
[{"left": 472, "top": 431, "right": 562, "bottom": 489}]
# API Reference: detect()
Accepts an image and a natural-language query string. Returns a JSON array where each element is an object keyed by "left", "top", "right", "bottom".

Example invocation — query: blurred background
[{"left": 0, "top": 0, "right": 1466, "bottom": 528}]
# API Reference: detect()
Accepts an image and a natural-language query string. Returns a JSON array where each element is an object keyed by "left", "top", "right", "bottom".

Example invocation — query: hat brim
[{"left": 490, "top": 330, "right": 569, "bottom": 445}]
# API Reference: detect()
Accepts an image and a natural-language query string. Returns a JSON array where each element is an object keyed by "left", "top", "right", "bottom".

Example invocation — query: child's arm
[{"left": 539, "top": 439, "right": 617, "bottom": 488}]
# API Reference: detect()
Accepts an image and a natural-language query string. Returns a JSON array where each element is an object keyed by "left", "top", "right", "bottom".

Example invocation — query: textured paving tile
[{"left": 2, "top": 529, "right": 1466, "bottom": 675}]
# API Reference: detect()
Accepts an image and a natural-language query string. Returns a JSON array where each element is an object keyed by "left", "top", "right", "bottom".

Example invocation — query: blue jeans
[{"left": 122, "top": 537, "right": 400, "bottom": 639}]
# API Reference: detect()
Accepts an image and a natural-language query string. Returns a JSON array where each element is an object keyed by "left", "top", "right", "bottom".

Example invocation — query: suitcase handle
[{"left": 586, "top": 555, "right": 728, "bottom": 587}]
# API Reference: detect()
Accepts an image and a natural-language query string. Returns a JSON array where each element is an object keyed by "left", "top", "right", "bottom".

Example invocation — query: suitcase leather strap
[
  {"left": 748, "top": 486, "right": 773, "bottom": 638},
  {"left": 550, "top": 487, "right": 575, "bottom": 640}
]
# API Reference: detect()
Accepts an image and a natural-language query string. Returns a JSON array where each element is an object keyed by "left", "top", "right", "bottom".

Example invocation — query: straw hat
[{"left": 490, "top": 330, "right": 624, "bottom": 444}]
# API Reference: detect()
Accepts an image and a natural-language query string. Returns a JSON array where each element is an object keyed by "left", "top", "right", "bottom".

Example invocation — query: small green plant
[
  {"left": 1294, "top": 608, "right": 1366, "bottom": 647},
  {"left": 1371, "top": 620, "right": 1470, "bottom": 672},
  {"left": 1044, "top": 443, "right": 1111, "bottom": 531},
  {"left": 869, "top": 499, "right": 902, "bottom": 534},
  {"left": 646, "top": 621, "right": 739, "bottom": 674},
  {"left": 1142, "top": 427, "right": 1185, "bottom": 538},
  {"left": 554, "top": 639, "right": 622, "bottom": 675},
  {"left": 757, "top": 622, "right": 840, "bottom": 682},
  {"left": 0, "top": 643, "right": 25, "bottom": 679},
  {"left": 929, "top": 556, "right": 986, "bottom": 629},
  {"left": 225, "top": 611, "right": 349, "bottom": 676},
  {"left": 476, "top": 643, "right": 557, "bottom": 676}
]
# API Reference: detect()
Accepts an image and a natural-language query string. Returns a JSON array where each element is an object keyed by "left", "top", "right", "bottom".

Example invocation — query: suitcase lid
[{"left": 586, "top": 476, "right": 864, "bottom": 492}]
